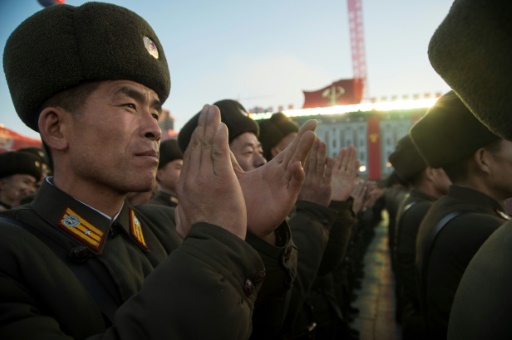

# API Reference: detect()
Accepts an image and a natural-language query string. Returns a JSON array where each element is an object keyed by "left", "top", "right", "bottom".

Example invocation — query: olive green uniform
[{"left": 0, "top": 180, "right": 265, "bottom": 339}]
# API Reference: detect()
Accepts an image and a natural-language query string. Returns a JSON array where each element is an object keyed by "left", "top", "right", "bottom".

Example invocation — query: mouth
[{"left": 136, "top": 149, "right": 159, "bottom": 160}]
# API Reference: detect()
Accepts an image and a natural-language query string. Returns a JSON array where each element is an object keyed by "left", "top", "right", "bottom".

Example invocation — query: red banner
[
  {"left": 302, "top": 78, "right": 363, "bottom": 109},
  {"left": 366, "top": 116, "right": 381, "bottom": 180},
  {"left": 0, "top": 126, "right": 42, "bottom": 153}
]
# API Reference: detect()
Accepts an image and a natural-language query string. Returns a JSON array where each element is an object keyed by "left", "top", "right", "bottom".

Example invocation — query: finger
[
  {"left": 178, "top": 104, "right": 210, "bottom": 191},
  {"left": 287, "top": 160, "right": 306, "bottom": 194},
  {"left": 305, "top": 137, "right": 320, "bottom": 176},
  {"left": 324, "top": 156, "right": 334, "bottom": 183},
  {"left": 316, "top": 140, "right": 327, "bottom": 175},
  {"left": 346, "top": 145, "right": 357, "bottom": 172},
  {"left": 282, "top": 119, "right": 318, "bottom": 167},
  {"left": 211, "top": 122, "right": 233, "bottom": 176},
  {"left": 286, "top": 130, "right": 316, "bottom": 171},
  {"left": 230, "top": 149, "right": 244, "bottom": 174},
  {"left": 335, "top": 147, "right": 347, "bottom": 171},
  {"left": 184, "top": 105, "right": 210, "bottom": 175},
  {"left": 200, "top": 105, "right": 221, "bottom": 169}
]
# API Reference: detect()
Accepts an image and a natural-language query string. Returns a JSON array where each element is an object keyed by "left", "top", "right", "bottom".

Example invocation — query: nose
[
  {"left": 254, "top": 153, "right": 267, "bottom": 168},
  {"left": 142, "top": 113, "right": 162, "bottom": 142}
]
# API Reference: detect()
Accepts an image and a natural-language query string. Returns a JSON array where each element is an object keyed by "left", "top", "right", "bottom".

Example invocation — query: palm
[{"left": 234, "top": 120, "right": 317, "bottom": 241}]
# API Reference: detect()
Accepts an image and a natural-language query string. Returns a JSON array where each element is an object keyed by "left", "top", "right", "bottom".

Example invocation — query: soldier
[
  {"left": 259, "top": 112, "right": 298, "bottom": 162},
  {"left": 0, "top": 3, "right": 317, "bottom": 339},
  {"left": 424, "top": 1, "right": 512, "bottom": 339},
  {"left": 258, "top": 113, "right": 360, "bottom": 339},
  {"left": 17, "top": 147, "right": 49, "bottom": 186},
  {"left": 0, "top": 151, "right": 42, "bottom": 210},
  {"left": 179, "top": 99, "right": 300, "bottom": 338},
  {"left": 389, "top": 134, "right": 451, "bottom": 339},
  {"left": 410, "top": 91, "right": 512, "bottom": 339},
  {"left": 149, "top": 138, "right": 183, "bottom": 207}
]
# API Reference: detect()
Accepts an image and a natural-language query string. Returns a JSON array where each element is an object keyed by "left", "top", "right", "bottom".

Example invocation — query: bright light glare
[{"left": 249, "top": 98, "right": 438, "bottom": 120}]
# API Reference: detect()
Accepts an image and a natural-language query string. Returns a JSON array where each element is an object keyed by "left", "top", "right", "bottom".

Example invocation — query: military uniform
[
  {"left": 395, "top": 189, "right": 435, "bottom": 337},
  {"left": 283, "top": 200, "right": 354, "bottom": 339},
  {"left": 149, "top": 190, "right": 179, "bottom": 207},
  {"left": 0, "top": 179, "right": 265, "bottom": 339},
  {"left": 416, "top": 185, "right": 506, "bottom": 339}
]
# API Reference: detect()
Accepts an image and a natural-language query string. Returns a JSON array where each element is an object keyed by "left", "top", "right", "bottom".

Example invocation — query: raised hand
[
  {"left": 297, "top": 139, "right": 333, "bottom": 207},
  {"left": 331, "top": 145, "right": 360, "bottom": 201},
  {"left": 351, "top": 180, "right": 367, "bottom": 214},
  {"left": 235, "top": 120, "right": 318, "bottom": 244},
  {"left": 174, "top": 105, "right": 246, "bottom": 239}
]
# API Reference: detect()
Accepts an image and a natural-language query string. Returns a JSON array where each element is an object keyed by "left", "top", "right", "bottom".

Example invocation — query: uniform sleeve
[
  {"left": 282, "top": 201, "right": 338, "bottom": 334},
  {"left": 110, "top": 222, "right": 265, "bottom": 340},
  {"left": 317, "top": 199, "right": 355, "bottom": 276},
  {"left": 0, "top": 221, "right": 265, "bottom": 340}
]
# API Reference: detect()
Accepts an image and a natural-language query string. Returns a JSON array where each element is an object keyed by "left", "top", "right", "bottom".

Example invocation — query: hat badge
[{"left": 143, "top": 36, "right": 159, "bottom": 60}]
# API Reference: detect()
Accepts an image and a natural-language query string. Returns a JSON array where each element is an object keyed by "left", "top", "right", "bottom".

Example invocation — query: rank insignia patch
[
  {"left": 59, "top": 207, "right": 105, "bottom": 252},
  {"left": 130, "top": 209, "right": 148, "bottom": 250}
]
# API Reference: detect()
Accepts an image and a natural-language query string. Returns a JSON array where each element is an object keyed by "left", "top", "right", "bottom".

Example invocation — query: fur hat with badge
[
  {"left": 3, "top": 2, "right": 170, "bottom": 132},
  {"left": 428, "top": 0, "right": 512, "bottom": 140},
  {"left": 177, "top": 99, "right": 259, "bottom": 153},
  {"left": 410, "top": 91, "right": 500, "bottom": 169},
  {"left": 388, "top": 134, "right": 427, "bottom": 183},
  {"left": 158, "top": 139, "right": 183, "bottom": 169},
  {"left": 258, "top": 113, "right": 299, "bottom": 161},
  {"left": 0, "top": 151, "right": 43, "bottom": 180}
]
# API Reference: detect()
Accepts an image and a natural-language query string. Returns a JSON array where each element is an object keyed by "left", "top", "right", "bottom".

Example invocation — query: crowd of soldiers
[{"left": 2, "top": 0, "right": 512, "bottom": 339}]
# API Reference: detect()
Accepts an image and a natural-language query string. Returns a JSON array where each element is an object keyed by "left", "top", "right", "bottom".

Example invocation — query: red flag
[
  {"left": 302, "top": 78, "right": 363, "bottom": 109},
  {"left": 0, "top": 126, "right": 42, "bottom": 153},
  {"left": 366, "top": 117, "right": 381, "bottom": 180}
]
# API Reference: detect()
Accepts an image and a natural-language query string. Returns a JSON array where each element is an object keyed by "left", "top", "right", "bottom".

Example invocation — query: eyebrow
[
  {"left": 114, "top": 86, "right": 162, "bottom": 113},
  {"left": 242, "top": 142, "right": 262, "bottom": 149}
]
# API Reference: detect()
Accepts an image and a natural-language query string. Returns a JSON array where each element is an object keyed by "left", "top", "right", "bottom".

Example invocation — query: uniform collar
[{"left": 31, "top": 180, "right": 149, "bottom": 254}]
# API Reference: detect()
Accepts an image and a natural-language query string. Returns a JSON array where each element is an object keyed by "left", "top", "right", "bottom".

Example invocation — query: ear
[
  {"left": 473, "top": 148, "right": 492, "bottom": 175},
  {"left": 38, "top": 107, "right": 71, "bottom": 152},
  {"left": 156, "top": 167, "right": 165, "bottom": 182},
  {"left": 424, "top": 167, "right": 436, "bottom": 182},
  {"left": 270, "top": 146, "right": 281, "bottom": 158}
]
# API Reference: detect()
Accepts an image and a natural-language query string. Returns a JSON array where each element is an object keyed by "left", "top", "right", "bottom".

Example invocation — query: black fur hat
[
  {"left": 0, "top": 151, "right": 43, "bottom": 180},
  {"left": 257, "top": 113, "right": 299, "bottom": 161},
  {"left": 388, "top": 134, "right": 427, "bottom": 182},
  {"left": 428, "top": 0, "right": 512, "bottom": 139},
  {"left": 158, "top": 139, "right": 183, "bottom": 169},
  {"left": 410, "top": 91, "right": 500, "bottom": 168},
  {"left": 3, "top": 2, "right": 170, "bottom": 131},
  {"left": 177, "top": 99, "right": 259, "bottom": 153}
]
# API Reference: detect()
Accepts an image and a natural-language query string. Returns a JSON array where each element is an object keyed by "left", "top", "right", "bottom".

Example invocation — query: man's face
[
  {"left": 487, "top": 139, "right": 512, "bottom": 201},
  {"left": 230, "top": 132, "right": 267, "bottom": 171},
  {"left": 432, "top": 168, "right": 452, "bottom": 196},
  {"left": 0, "top": 174, "right": 37, "bottom": 207},
  {"left": 156, "top": 159, "right": 183, "bottom": 193},
  {"left": 65, "top": 80, "right": 162, "bottom": 194},
  {"left": 271, "top": 132, "right": 297, "bottom": 159}
]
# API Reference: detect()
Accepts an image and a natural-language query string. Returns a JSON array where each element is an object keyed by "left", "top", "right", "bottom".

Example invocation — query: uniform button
[
  {"left": 244, "top": 279, "right": 255, "bottom": 297},
  {"left": 254, "top": 271, "right": 266, "bottom": 284},
  {"left": 68, "top": 246, "right": 90, "bottom": 263}
]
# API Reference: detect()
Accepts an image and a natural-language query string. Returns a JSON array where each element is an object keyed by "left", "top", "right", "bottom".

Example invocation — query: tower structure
[{"left": 347, "top": 0, "right": 368, "bottom": 100}]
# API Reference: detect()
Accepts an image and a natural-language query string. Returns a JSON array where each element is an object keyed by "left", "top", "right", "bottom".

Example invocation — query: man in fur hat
[
  {"left": 410, "top": 91, "right": 512, "bottom": 339},
  {"left": 0, "top": 2, "right": 317, "bottom": 338},
  {"left": 389, "top": 134, "right": 451, "bottom": 339},
  {"left": 0, "top": 151, "right": 42, "bottom": 210},
  {"left": 427, "top": 1, "right": 512, "bottom": 339}
]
